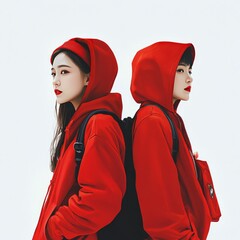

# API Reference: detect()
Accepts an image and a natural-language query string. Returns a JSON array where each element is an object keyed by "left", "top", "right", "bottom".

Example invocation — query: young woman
[
  {"left": 33, "top": 38, "right": 126, "bottom": 240},
  {"left": 130, "top": 41, "right": 221, "bottom": 239}
]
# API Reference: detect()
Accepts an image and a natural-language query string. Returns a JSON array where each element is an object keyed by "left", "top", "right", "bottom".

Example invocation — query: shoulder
[
  {"left": 90, "top": 113, "right": 120, "bottom": 126},
  {"left": 84, "top": 113, "right": 125, "bottom": 153},
  {"left": 86, "top": 113, "right": 122, "bottom": 138},
  {"left": 135, "top": 105, "right": 169, "bottom": 128},
  {"left": 133, "top": 106, "right": 173, "bottom": 147}
]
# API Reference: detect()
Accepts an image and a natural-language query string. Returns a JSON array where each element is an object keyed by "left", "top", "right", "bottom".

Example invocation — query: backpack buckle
[{"left": 74, "top": 142, "right": 84, "bottom": 162}]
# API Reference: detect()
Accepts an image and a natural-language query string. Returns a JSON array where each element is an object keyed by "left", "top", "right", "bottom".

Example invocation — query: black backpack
[{"left": 73, "top": 105, "right": 179, "bottom": 240}]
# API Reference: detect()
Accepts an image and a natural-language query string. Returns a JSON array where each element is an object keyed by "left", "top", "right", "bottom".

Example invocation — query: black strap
[
  {"left": 158, "top": 105, "right": 179, "bottom": 162},
  {"left": 143, "top": 104, "right": 179, "bottom": 163},
  {"left": 74, "top": 109, "right": 120, "bottom": 163}
]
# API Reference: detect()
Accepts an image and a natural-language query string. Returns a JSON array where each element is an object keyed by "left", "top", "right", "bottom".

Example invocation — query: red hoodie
[
  {"left": 33, "top": 38, "right": 126, "bottom": 240},
  {"left": 131, "top": 42, "right": 221, "bottom": 240}
]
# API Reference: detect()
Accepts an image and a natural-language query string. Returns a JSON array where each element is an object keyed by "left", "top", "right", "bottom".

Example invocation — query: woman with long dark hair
[{"left": 33, "top": 38, "right": 126, "bottom": 240}]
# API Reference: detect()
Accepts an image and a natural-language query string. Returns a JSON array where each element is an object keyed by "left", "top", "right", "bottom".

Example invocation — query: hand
[{"left": 193, "top": 151, "right": 199, "bottom": 159}]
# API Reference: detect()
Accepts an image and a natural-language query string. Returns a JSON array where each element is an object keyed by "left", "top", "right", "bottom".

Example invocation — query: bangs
[{"left": 179, "top": 47, "right": 194, "bottom": 67}]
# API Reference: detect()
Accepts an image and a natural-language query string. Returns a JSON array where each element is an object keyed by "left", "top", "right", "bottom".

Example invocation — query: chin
[
  {"left": 56, "top": 99, "right": 67, "bottom": 104},
  {"left": 180, "top": 97, "right": 190, "bottom": 102}
]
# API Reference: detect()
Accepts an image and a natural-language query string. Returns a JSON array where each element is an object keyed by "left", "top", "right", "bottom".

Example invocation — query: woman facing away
[
  {"left": 131, "top": 41, "right": 221, "bottom": 239},
  {"left": 33, "top": 38, "right": 126, "bottom": 240}
]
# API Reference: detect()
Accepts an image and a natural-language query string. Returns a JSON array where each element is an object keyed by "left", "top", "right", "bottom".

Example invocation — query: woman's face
[
  {"left": 51, "top": 52, "right": 89, "bottom": 110},
  {"left": 173, "top": 63, "right": 193, "bottom": 103}
]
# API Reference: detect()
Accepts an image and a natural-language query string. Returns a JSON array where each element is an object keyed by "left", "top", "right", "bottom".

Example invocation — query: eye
[
  {"left": 176, "top": 68, "right": 184, "bottom": 73},
  {"left": 61, "top": 70, "right": 69, "bottom": 75},
  {"left": 51, "top": 72, "right": 56, "bottom": 77},
  {"left": 189, "top": 69, "right": 192, "bottom": 75}
]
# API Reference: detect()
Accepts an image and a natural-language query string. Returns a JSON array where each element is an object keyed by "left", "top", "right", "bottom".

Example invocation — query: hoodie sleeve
[
  {"left": 133, "top": 113, "right": 200, "bottom": 240},
  {"left": 46, "top": 115, "right": 126, "bottom": 239}
]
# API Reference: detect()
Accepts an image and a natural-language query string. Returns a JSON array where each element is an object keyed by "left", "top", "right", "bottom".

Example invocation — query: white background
[{"left": 0, "top": 0, "right": 239, "bottom": 239}]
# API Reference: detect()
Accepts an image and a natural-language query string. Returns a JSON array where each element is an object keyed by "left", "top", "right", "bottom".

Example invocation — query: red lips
[
  {"left": 54, "top": 89, "right": 62, "bottom": 95},
  {"left": 184, "top": 86, "right": 191, "bottom": 92}
]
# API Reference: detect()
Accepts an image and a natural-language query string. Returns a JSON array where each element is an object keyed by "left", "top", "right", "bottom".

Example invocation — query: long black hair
[{"left": 50, "top": 43, "right": 90, "bottom": 171}]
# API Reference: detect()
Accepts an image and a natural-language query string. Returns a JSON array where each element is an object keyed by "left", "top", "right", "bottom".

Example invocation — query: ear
[{"left": 84, "top": 73, "right": 90, "bottom": 86}]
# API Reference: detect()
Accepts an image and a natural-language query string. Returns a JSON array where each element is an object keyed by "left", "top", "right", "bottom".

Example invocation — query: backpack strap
[
  {"left": 157, "top": 105, "right": 179, "bottom": 163},
  {"left": 143, "top": 104, "right": 179, "bottom": 163},
  {"left": 74, "top": 109, "right": 120, "bottom": 178}
]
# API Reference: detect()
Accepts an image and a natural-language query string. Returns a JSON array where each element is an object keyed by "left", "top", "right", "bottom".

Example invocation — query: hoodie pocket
[{"left": 195, "top": 159, "right": 221, "bottom": 222}]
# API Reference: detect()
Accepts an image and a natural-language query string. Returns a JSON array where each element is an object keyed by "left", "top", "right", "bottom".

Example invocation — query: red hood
[
  {"left": 52, "top": 37, "right": 118, "bottom": 104},
  {"left": 51, "top": 38, "right": 121, "bottom": 144},
  {"left": 80, "top": 38, "right": 118, "bottom": 103},
  {"left": 131, "top": 41, "right": 195, "bottom": 112}
]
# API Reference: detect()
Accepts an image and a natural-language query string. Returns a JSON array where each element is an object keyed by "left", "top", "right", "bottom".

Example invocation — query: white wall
[{"left": 0, "top": 0, "right": 239, "bottom": 239}]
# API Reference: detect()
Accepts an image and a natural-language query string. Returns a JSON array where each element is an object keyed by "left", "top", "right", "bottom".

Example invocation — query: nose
[
  {"left": 186, "top": 74, "right": 193, "bottom": 83},
  {"left": 53, "top": 76, "right": 61, "bottom": 87}
]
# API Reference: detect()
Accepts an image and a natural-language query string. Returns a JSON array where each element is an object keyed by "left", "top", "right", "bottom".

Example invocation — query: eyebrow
[{"left": 51, "top": 64, "right": 71, "bottom": 71}]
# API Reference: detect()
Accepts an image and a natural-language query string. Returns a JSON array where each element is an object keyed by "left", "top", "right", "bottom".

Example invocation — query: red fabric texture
[
  {"left": 131, "top": 42, "right": 220, "bottom": 240},
  {"left": 33, "top": 38, "right": 126, "bottom": 240}
]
